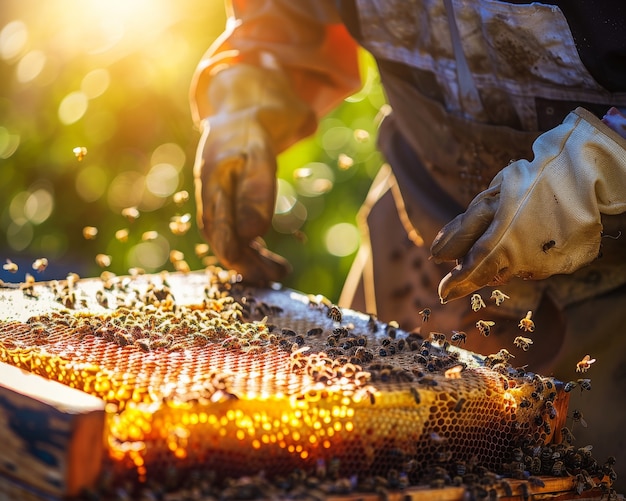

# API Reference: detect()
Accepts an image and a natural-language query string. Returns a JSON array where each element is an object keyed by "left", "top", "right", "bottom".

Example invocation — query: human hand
[
  {"left": 431, "top": 108, "right": 626, "bottom": 302},
  {"left": 194, "top": 114, "right": 290, "bottom": 284}
]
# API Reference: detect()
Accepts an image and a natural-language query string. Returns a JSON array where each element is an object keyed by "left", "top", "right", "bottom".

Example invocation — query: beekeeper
[{"left": 190, "top": 1, "right": 626, "bottom": 487}]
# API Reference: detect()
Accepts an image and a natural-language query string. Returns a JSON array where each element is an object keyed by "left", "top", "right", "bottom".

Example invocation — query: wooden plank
[
  {"left": 0, "top": 362, "right": 105, "bottom": 498},
  {"left": 324, "top": 476, "right": 609, "bottom": 501}
]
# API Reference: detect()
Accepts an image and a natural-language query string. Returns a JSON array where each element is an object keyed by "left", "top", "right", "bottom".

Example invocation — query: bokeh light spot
[
  {"left": 321, "top": 126, "right": 352, "bottom": 152},
  {"left": 273, "top": 200, "right": 307, "bottom": 234},
  {"left": 275, "top": 179, "right": 297, "bottom": 215},
  {"left": 0, "top": 127, "right": 20, "bottom": 159},
  {"left": 7, "top": 221, "right": 33, "bottom": 251},
  {"left": 108, "top": 171, "right": 145, "bottom": 211},
  {"left": 83, "top": 110, "right": 117, "bottom": 143},
  {"left": 0, "top": 20, "right": 28, "bottom": 61},
  {"left": 76, "top": 165, "right": 108, "bottom": 202},
  {"left": 24, "top": 188, "right": 54, "bottom": 224},
  {"left": 151, "top": 143, "right": 186, "bottom": 172},
  {"left": 58, "top": 91, "right": 89, "bottom": 125},
  {"left": 81, "top": 68, "right": 110, "bottom": 98},
  {"left": 325, "top": 223, "right": 360, "bottom": 257},
  {"left": 127, "top": 237, "right": 170, "bottom": 271},
  {"left": 294, "top": 162, "right": 334, "bottom": 197},
  {"left": 9, "top": 191, "right": 29, "bottom": 225},
  {"left": 16, "top": 49, "right": 46, "bottom": 83},
  {"left": 146, "top": 163, "right": 179, "bottom": 198}
]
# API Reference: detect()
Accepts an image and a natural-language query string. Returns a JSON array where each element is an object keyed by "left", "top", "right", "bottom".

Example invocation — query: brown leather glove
[
  {"left": 431, "top": 107, "right": 626, "bottom": 303},
  {"left": 193, "top": 63, "right": 316, "bottom": 284}
]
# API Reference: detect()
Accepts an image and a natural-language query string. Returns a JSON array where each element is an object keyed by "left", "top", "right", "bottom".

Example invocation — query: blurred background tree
[{"left": 0, "top": 0, "right": 386, "bottom": 302}]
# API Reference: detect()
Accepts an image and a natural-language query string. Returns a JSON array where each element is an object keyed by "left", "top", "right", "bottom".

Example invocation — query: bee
[
  {"left": 563, "top": 381, "right": 578, "bottom": 393},
  {"left": 470, "top": 293, "right": 486, "bottom": 311},
  {"left": 194, "top": 243, "right": 210, "bottom": 258},
  {"left": 453, "top": 397, "right": 466, "bottom": 413},
  {"left": 32, "top": 258, "right": 48, "bottom": 273},
  {"left": 327, "top": 305, "right": 343, "bottom": 323},
  {"left": 72, "top": 146, "right": 88, "bottom": 161},
  {"left": 520, "top": 398, "right": 532, "bottom": 408},
  {"left": 82, "top": 226, "right": 98, "bottom": 240},
  {"left": 571, "top": 409, "right": 587, "bottom": 428},
  {"left": 444, "top": 365, "right": 464, "bottom": 379},
  {"left": 409, "top": 386, "right": 421, "bottom": 404},
  {"left": 577, "top": 378, "right": 592, "bottom": 392},
  {"left": 115, "top": 228, "right": 129, "bottom": 242},
  {"left": 418, "top": 307, "right": 431, "bottom": 323},
  {"left": 430, "top": 331, "right": 446, "bottom": 343},
  {"left": 518, "top": 311, "right": 535, "bottom": 332},
  {"left": 169, "top": 213, "right": 192, "bottom": 236},
  {"left": 450, "top": 330, "right": 467, "bottom": 346},
  {"left": 173, "top": 190, "right": 189, "bottom": 205},
  {"left": 95, "top": 254, "right": 112, "bottom": 268},
  {"left": 306, "top": 327, "right": 323, "bottom": 337},
  {"left": 544, "top": 401, "right": 557, "bottom": 420},
  {"left": 142, "top": 231, "right": 159, "bottom": 241},
  {"left": 121, "top": 206, "right": 140, "bottom": 221},
  {"left": 513, "top": 335, "right": 534, "bottom": 351},
  {"left": 560, "top": 427, "right": 576, "bottom": 445},
  {"left": 576, "top": 354, "right": 596, "bottom": 373},
  {"left": 488, "top": 289, "right": 510, "bottom": 306},
  {"left": 95, "top": 289, "right": 109, "bottom": 308},
  {"left": 476, "top": 319, "right": 495, "bottom": 337},
  {"left": 542, "top": 239, "right": 556, "bottom": 253}
]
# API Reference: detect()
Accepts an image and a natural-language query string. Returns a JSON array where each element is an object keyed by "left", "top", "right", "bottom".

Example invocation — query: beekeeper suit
[{"left": 190, "top": 0, "right": 626, "bottom": 488}]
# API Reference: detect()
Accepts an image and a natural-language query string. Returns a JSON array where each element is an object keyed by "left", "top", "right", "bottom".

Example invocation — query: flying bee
[
  {"left": 82, "top": 226, "right": 98, "bottom": 240},
  {"left": 114, "top": 228, "right": 129, "bottom": 243},
  {"left": 563, "top": 380, "right": 577, "bottom": 392},
  {"left": 418, "top": 307, "right": 431, "bottom": 323},
  {"left": 95, "top": 254, "right": 112, "bottom": 268},
  {"left": 173, "top": 190, "right": 189, "bottom": 205},
  {"left": 571, "top": 409, "right": 587, "bottom": 428},
  {"left": 518, "top": 310, "right": 535, "bottom": 332},
  {"left": 451, "top": 331, "right": 466, "bottom": 345},
  {"left": 327, "top": 305, "right": 343, "bottom": 323},
  {"left": 577, "top": 378, "right": 592, "bottom": 392},
  {"left": 32, "top": 258, "right": 48, "bottom": 273},
  {"left": 121, "top": 206, "right": 140, "bottom": 221},
  {"left": 169, "top": 213, "right": 192, "bottom": 236},
  {"left": 490, "top": 289, "right": 510, "bottom": 306},
  {"left": 513, "top": 335, "right": 533, "bottom": 351},
  {"left": 73, "top": 146, "right": 87, "bottom": 161},
  {"left": 470, "top": 293, "right": 486, "bottom": 312},
  {"left": 3, "top": 259, "right": 18, "bottom": 273},
  {"left": 142, "top": 231, "right": 159, "bottom": 241},
  {"left": 576, "top": 354, "right": 596, "bottom": 373},
  {"left": 476, "top": 319, "right": 495, "bottom": 337}
]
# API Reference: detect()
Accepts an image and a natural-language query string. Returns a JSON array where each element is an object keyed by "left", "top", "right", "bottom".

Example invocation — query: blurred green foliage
[{"left": 0, "top": 0, "right": 385, "bottom": 301}]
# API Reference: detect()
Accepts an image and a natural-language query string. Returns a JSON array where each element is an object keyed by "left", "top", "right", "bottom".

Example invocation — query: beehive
[{"left": 0, "top": 268, "right": 573, "bottom": 497}]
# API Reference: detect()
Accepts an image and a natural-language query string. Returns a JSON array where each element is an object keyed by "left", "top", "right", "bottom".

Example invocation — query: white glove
[{"left": 431, "top": 107, "right": 626, "bottom": 302}]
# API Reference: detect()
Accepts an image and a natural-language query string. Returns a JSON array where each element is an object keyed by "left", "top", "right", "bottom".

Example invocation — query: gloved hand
[
  {"left": 194, "top": 63, "right": 316, "bottom": 283},
  {"left": 431, "top": 107, "right": 626, "bottom": 303}
]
